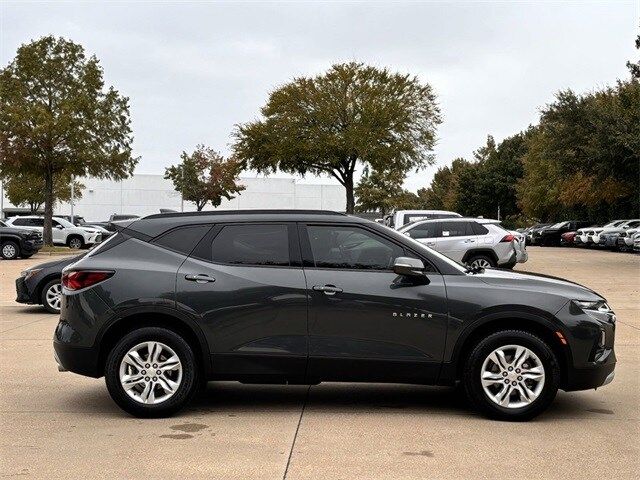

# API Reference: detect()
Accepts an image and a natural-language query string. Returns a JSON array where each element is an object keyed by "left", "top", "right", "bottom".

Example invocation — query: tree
[
  {"left": 355, "top": 168, "right": 416, "bottom": 215},
  {"left": 416, "top": 157, "right": 473, "bottom": 211},
  {"left": 517, "top": 81, "right": 640, "bottom": 222},
  {"left": 3, "top": 172, "right": 84, "bottom": 213},
  {"left": 233, "top": 62, "right": 441, "bottom": 213},
  {"left": 164, "top": 145, "right": 245, "bottom": 211},
  {"left": 0, "top": 36, "right": 137, "bottom": 245}
]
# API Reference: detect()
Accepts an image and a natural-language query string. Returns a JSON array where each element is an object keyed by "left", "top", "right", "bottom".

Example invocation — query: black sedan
[
  {"left": 534, "top": 220, "right": 592, "bottom": 246},
  {"left": 16, "top": 254, "right": 83, "bottom": 313}
]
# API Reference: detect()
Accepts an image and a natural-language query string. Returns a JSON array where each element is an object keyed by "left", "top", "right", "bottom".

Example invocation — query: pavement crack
[{"left": 282, "top": 385, "right": 310, "bottom": 480}]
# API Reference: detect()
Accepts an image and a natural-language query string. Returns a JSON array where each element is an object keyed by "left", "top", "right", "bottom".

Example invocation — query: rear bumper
[
  {"left": 20, "top": 238, "right": 43, "bottom": 255},
  {"left": 53, "top": 339, "right": 101, "bottom": 378}
]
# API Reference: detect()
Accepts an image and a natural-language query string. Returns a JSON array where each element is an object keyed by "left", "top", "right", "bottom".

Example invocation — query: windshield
[{"left": 54, "top": 217, "right": 74, "bottom": 228}]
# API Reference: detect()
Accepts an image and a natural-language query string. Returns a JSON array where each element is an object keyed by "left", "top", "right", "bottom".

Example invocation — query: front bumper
[
  {"left": 564, "top": 352, "right": 616, "bottom": 391},
  {"left": 15, "top": 277, "right": 36, "bottom": 304}
]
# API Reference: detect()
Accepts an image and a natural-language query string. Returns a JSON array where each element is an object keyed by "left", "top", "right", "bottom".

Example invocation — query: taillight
[
  {"left": 62, "top": 270, "right": 113, "bottom": 291},
  {"left": 500, "top": 234, "right": 515, "bottom": 242}
]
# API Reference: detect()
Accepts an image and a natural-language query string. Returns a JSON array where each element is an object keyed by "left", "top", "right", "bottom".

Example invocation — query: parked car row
[
  {"left": 0, "top": 213, "right": 142, "bottom": 259},
  {"left": 523, "top": 219, "right": 640, "bottom": 253}
]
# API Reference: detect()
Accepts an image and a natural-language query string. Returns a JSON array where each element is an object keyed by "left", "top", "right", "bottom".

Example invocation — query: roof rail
[{"left": 143, "top": 209, "right": 347, "bottom": 219}]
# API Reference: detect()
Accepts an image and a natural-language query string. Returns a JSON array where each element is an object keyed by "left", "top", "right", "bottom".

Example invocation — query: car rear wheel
[
  {"left": 105, "top": 327, "right": 199, "bottom": 418},
  {"left": 466, "top": 255, "right": 496, "bottom": 269},
  {"left": 67, "top": 236, "right": 83, "bottom": 249},
  {"left": 463, "top": 330, "right": 560, "bottom": 421},
  {"left": 1, "top": 241, "right": 19, "bottom": 260},
  {"left": 41, "top": 279, "right": 62, "bottom": 314}
]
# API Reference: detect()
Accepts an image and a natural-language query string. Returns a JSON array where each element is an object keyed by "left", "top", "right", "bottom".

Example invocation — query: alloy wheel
[
  {"left": 480, "top": 344, "right": 545, "bottom": 409},
  {"left": 470, "top": 258, "right": 492, "bottom": 269},
  {"left": 69, "top": 238, "right": 82, "bottom": 249},
  {"left": 45, "top": 283, "right": 62, "bottom": 312},
  {"left": 119, "top": 341, "right": 183, "bottom": 405},
  {"left": 2, "top": 244, "right": 17, "bottom": 259}
]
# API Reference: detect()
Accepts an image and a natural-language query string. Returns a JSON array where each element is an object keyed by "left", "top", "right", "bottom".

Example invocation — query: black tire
[
  {"left": 463, "top": 330, "right": 560, "bottom": 421},
  {"left": 40, "top": 279, "right": 62, "bottom": 314},
  {"left": 466, "top": 254, "right": 497, "bottom": 269},
  {"left": 67, "top": 235, "right": 84, "bottom": 249},
  {"left": 105, "top": 327, "right": 199, "bottom": 418},
  {"left": 1, "top": 240, "right": 20, "bottom": 260}
]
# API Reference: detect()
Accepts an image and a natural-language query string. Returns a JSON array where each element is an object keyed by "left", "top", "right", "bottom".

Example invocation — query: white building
[{"left": 1, "top": 174, "right": 346, "bottom": 221}]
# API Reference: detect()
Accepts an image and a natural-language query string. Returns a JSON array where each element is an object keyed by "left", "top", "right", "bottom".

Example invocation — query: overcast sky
[{"left": 1, "top": 1, "right": 637, "bottom": 191}]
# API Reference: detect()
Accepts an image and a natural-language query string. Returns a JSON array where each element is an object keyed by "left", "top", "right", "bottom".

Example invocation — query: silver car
[{"left": 398, "top": 218, "right": 527, "bottom": 269}]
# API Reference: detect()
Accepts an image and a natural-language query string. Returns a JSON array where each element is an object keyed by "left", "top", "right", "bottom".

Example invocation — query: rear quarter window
[{"left": 153, "top": 225, "right": 212, "bottom": 256}]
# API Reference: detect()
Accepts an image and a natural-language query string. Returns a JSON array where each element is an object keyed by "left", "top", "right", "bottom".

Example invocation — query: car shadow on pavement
[{"left": 63, "top": 381, "right": 603, "bottom": 421}]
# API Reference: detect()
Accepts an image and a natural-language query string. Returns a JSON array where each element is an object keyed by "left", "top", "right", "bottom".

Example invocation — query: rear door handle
[
  {"left": 312, "top": 284, "right": 343, "bottom": 295},
  {"left": 185, "top": 274, "right": 216, "bottom": 284}
]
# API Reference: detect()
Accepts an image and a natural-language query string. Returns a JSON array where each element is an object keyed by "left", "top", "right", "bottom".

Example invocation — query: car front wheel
[
  {"left": 463, "top": 330, "right": 560, "bottom": 421},
  {"left": 105, "top": 327, "right": 199, "bottom": 418},
  {"left": 67, "top": 236, "right": 84, "bottom": 249}
]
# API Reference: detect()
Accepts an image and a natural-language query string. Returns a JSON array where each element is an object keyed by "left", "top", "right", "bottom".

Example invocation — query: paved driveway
[{"left": 1, "top": 248, "right": 638, "bottom": 479}]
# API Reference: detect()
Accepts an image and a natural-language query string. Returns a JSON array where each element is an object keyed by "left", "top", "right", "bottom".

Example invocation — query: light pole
[{"left": 70, "top": 177, "right": 75, "bottom": 224}]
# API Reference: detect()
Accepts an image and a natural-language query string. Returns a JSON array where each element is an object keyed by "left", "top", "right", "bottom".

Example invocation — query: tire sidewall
[
  {"left": 105, "top": 327, "right": 199, "bottom": 418},
  {"left": 1, "top": 241, "right": 19, "bottom": 260},
  {"left": 40, "top": 279, "right": 62, "bottom": 314},
  {"left": 464, "top": 330, "right": 560, "bottom": 421}
]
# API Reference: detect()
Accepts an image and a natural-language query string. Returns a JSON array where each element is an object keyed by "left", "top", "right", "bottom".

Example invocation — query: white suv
[
  {"left": 6, "top": 216, "right": 102, "bottom": 249},
  {"left": 398, "top": 217, "right": 527, "bottom": 269}
]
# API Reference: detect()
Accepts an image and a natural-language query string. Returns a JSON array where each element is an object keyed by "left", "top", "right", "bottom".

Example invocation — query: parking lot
[{"left": 1, "top": 247, "right": 638, "bottom": 479}]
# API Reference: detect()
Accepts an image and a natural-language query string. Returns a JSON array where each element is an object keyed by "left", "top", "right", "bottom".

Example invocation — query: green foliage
[
  {"left": 165, "top": 145, "right": 245, "bottom": 211},
  {"left": 416, "top": 158, "right": 472, "bottom": 211},
  {"left": 0, "top": 36, "right": 137, "bottom": 244},
  {"left": 233, "top": 62, "right": 441, "bottom": 213},
  {"left": 4, "top": 172, "right": 84, "bottom": 213},
  {"left": 517, "top": 80, "right": 640, "bottom": 222},
  {"left": 355, "top": 168, "right": 418, "bottom": 215}
]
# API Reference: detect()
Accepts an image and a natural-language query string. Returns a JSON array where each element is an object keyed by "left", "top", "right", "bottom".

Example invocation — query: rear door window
[
  {"left": 210, "top": 224, "right": 290, "bottom": 266},
  {"left": 406, "top": 222, "right": 438, "bottom": 239}
]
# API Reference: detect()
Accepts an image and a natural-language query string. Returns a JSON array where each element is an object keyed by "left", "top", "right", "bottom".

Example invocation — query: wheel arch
[
  {"left": 450, "top": 312, "right": 571, "bottom": 389},
  {"left": 36, "top": 274, "right": 63, "bottom": 303},
  {"left": 461, "top": 248, "right": 499, "bottom": 265},
  {"left": 96, "top": 308, "right": 211, "bottom": 379}
]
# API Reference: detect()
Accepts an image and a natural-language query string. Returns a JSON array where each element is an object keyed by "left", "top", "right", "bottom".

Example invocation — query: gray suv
[
  {"left": 54, "top": 210, "right": 615, "bottom": 420},
  {"left": 398, "top": 218, "right": 527, "bottom": 269}
]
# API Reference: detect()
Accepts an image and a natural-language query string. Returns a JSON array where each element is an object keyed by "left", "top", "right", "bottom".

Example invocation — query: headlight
[
  {"left": 573, "top": 300, "right": 611, "bottom": 312},
  {"left": 21, "top": 268, "right": 42, "bottom": 281},
  {"left": 573, "top": 299, "right": 615, "bottom": 323}
]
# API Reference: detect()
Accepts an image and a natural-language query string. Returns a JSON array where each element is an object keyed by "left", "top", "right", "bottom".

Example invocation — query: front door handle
[
  {"left": 185, "top": 274, "right": 216, "bottom": 284},
  {"left": 312, "top": 284, "right": 343, "bottom": 295}
]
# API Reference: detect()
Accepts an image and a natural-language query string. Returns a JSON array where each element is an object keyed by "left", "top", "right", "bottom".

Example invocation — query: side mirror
[
  {"left": 55, "top": 224, "right": 64, "bottom": 230},
  {"left": 393, "top": 257, "right": 426, "bottom": 277}
]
